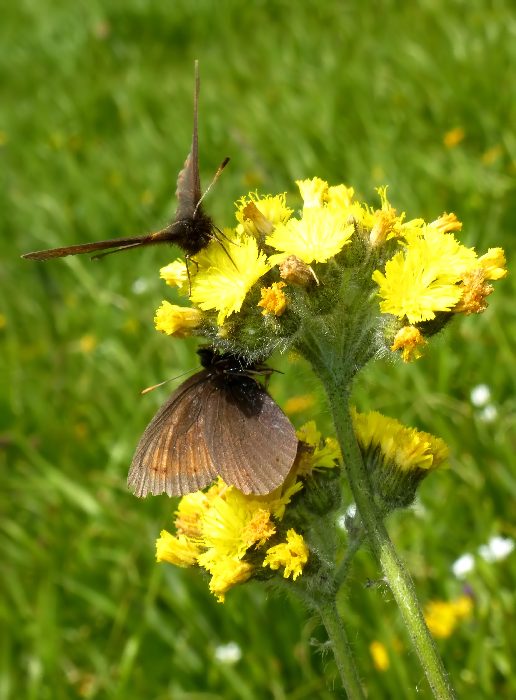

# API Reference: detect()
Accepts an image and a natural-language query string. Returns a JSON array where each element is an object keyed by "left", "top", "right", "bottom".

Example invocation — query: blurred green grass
[{"left": 1, "top": 1, "right": 515, "bottom": 698}]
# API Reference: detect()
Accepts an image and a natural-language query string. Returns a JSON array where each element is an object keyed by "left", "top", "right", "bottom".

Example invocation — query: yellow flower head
[
  {"left": 154, "top": 302, "right": 203, "bottom": 337},
  {"left": 160, "top": 259, "right": 189, "bottom": 292},
  {"left": 372, "top": 226, "right": 477, "bottom": 323},
  {"left": 235, "top": 192, "right": 293, "bottom": 237},
  {"left": 353, "top": 409, "right": 448, "bottom": 473},
  {"left": 189, "top": 235, "right": 270, "bottom": 324},
  {"left": 424, "top": 595, "right": 473, "bottom": 639},
  {"left": 154, "top": 467, "right": 313, "bottom": 602},
  {"left": 263, "top": 529, "right": 309, "bottom": 580},
  {"left": 370, "top": 641, "right": 390, "bottom": 671},
  {"left": 296, "top": 177, "right": 329, "bottom": 208},
  {"left": 295, "top": 421, "right": 341, "bottom": 476},
  {"left": 258, "top": 281, "right": 288, "bottom": 316},
  {"left": 267, "top": 207, "right": 354, "bottom": 264},
  {"left": 201, "top": 485, "right": 276, "bottom": 559},
  {"left": 327, "top": 184, "right": 355, "bottom": 210},
  {"left": 202, "top": 555, "right": 253, "bottom": 603},
  {"left": 477, "top": 247, "right": 507, "bottom": 281},
  {"left": 443, "top": 127, "right": 465, "bottom": 149},
  {"left": 156, "top": 530, "right": 200, "bottom": 567},
  {"left": 352, "top": 409, "right": 447, "bottom": 510}
]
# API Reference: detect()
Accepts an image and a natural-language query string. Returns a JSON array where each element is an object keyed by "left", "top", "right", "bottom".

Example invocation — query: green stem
[
  {"left": 329, "top": 392, "right": 456, "bottom": 700},
  {"left": 335, "top": 527, "right": 366, "bottom": 588},
  {"left": 317, "top": 600, "right": 366, "bottom": 700}
]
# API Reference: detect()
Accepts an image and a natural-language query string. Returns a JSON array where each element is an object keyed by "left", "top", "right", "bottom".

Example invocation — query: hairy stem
[
  {"left": 317, "top": 600, "right": 366, "bottom": 700},
  {"left": 329, "top": 391, "right": 456, "bottom": 700}
]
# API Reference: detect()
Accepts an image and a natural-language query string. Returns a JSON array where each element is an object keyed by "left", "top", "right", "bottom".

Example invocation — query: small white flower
[
  {"left": 452, "top": 553, "right": 475, "bottom": 578},
  {"left": 336, "top": 514, "right": 347, "bottom": 530},
  {"left": 470, "top": 384, "right": 491, "bottom": 407},
  {"left": 346, "top": 503, "right": 357, "bottom": 519},
  {"left": 214, "top": 642, "right": 242, "bottom": 664},
  {"left": 132, "top": 278, "right": 149, "bottom": 295},
  {"left": 478, "top": 405, "right": 497, "bottom": 423},
  {"left": 478, "top": 536, "right": 514, "bottom": 563}
]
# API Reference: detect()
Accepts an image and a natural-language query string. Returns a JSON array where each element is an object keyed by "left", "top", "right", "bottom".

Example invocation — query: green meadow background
[{"left": 2, "top": 1, "right": 515, "bottom": 698}]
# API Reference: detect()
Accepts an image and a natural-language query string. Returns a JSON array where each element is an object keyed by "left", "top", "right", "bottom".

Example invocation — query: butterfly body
[{"left": 127, "top": 348, "right": 298, "bottom": 497}]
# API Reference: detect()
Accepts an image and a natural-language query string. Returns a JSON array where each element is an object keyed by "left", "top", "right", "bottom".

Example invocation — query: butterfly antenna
[
  {"left": 91, "top": 241, "right": 147, "bottom": 260},
  {"left": 141, "top": 367, "right": 198, "bottom": 395},
  {"left": 193, "top": 157, "right": 230, "bottom": 218}
]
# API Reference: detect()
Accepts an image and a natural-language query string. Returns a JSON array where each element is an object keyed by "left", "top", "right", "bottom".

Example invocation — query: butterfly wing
[
  {"left": 203, "top": 376, "right": 298, "bottom": 495},
  {"left": 174, "top": 59, "right": 202, "bottom": 223},
  {"left": 128, "top": 370, "right": 218, "bottom": 497},
  {"left": 22, "top": 234, "right": 152, "bottom": 261}
]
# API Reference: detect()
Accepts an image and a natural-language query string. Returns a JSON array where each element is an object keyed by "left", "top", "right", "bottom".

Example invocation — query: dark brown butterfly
[
  {"left": 127, "top": 347, "right": 299, "bottom": 497},
  {"left": 22, "top": 60, "right": 228, "bottom": 262}
]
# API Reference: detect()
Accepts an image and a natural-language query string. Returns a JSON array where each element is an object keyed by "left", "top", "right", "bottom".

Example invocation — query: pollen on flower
[
  {"left": 201, "top": 486, "right": 276, "bottom": 559},
  {"left": 242, "top": 509, "right": 276, "bottom": 548},
  {"left": 263, "top": 529, "right": 309, "bottom": 580},
  {"left": 391, "top": 325, "right": 427, "bottom": 362},
  {"left": 175, "top": 491, "right": 210, "bottom": 539},
  {"left": 258, "top": 281, "right": 288, "bottom": 316},
  {"left": 154, "top": 301, "right": 203, "bottom": 337},
  {"left": 454, "top": 269, "right": 493, "bottom": 314}
]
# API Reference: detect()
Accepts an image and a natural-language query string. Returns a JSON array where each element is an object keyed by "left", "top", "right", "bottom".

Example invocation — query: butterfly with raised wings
[
  {"left": 22, "top": 60, "right": 228, "bottom": 262},
  {"left": 127, "top": 347, "right": 299, "bottom": 497}
]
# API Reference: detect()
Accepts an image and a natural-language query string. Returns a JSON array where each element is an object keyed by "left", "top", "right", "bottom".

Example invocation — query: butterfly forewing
[
  {"left": 127, "top": 371, "right": 218, "bottom": 496},
  {"left": 22, "top": 235, "right": 150, "bottom": 261},
  {"left": 174, "top": 60, "right": 202, "bottom": 224}
]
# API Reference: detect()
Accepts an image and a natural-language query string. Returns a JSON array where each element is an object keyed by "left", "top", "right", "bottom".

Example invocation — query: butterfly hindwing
[{"left": 202, "top": 374, "right": 298, "bottom": 495}]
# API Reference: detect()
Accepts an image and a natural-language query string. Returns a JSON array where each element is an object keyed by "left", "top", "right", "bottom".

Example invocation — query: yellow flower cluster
[
  {"left": 424, "top": 595, "right": 474, "bottom": 639},
  {"left": 152, "top": 178, "right": 362, "bottom": 334},
  {"left": 151, "top": 177, "right": 506, "bottom": 366},
  {"left": 156, "top": 477, "right": 307, "bottom": 602},
  {"left": 154, "top": 420, "right": 349, "bottom": 601}
]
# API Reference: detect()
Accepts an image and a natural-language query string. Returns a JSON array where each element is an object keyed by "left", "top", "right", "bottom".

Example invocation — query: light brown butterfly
[{"left": 127, "top": 347, "right": 299, "bottom": 497}]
